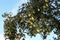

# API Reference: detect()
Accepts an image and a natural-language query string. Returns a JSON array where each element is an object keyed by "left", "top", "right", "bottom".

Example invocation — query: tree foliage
[{"left": 2, "top": 0, "right": 60, "bottom": 40}]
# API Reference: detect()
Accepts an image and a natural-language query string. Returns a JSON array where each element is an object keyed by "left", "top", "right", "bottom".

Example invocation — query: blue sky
[
  {"left": 0, "top": 0, "right": 58, "bottom": 40},
  {"left": 0, "top": 0, "right": 21, "bottom": 35},
  {"left": 0, "top": 0, "right": 28, "bottom": 40},
  {"left": 0, "top": 0, "right": 27, "bottom": 34}
]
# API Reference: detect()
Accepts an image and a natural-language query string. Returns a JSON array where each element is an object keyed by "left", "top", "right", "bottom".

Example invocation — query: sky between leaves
[{"left": 0, "top": 0, "right": 58, "bottom": 40}]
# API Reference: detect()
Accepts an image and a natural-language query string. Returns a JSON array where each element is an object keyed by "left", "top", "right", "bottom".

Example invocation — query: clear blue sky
[
  {"left": 0, "top": 0, "right": 58, "bottom": 40},
  {"left": 0, "top": 0, "right": 28, "bottom": 34},
  {"left": 0, "top": 0, "right": 21, "bottom": 34}
]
